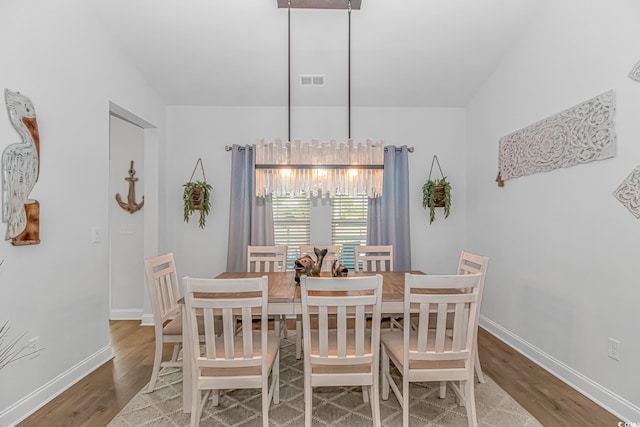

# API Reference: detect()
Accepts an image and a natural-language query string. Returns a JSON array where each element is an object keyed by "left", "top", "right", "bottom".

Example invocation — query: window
[
  {"left": 330, "top": 195, "right": 368, "bottom": 270},
  {"left": 273, "top": 195, "right": 368, "bottom": 271},
  {"left": 272, "top": 196, "right": 311, "bottom": 270}
]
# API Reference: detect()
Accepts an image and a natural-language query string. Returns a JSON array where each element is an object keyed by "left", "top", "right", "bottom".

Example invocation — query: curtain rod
[{"left": 225, "top": 145, "right": 414, "bottom": 152}]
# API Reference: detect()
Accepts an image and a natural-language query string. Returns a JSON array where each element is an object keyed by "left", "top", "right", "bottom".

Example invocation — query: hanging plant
[
  {"left": 183, "top": 158, "right": 213, "bottom": 229},
  {"left": 422, "top": 155, "right": 452, "bottom": 224}
]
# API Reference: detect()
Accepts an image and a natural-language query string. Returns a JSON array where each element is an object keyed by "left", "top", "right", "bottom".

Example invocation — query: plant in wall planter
[
  {"left": 183, "top": 158, "right": 213, "bottom": 229},
  {"left": 422, "top": 155, "right": 451, "bottom": 224}
]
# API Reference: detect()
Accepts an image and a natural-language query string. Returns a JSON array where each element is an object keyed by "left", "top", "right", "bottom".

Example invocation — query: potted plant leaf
[
  {"left": 183, "top": 158, "right": 213, "bottom": 229},
  {"left": 422, "top": 156, "right": 452, "bottom": 224}
]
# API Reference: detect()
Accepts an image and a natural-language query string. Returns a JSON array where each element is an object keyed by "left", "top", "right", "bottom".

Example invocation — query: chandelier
[
  {"left": 255, "top": 0, "right": 384, "bottom": 198},
  {"left": 255, "top": 138, "right": 383, "bottom": 197}
]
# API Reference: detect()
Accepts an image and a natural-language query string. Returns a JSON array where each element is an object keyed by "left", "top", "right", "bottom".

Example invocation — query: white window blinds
[
  {"left": 331, "top": 195, "right": 368, "bottom": 270},
  {"left": 272, "top": 196, "right": 311, "bottom": 270}
]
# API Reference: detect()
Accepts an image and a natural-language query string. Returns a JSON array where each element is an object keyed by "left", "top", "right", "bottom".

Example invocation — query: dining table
[{"left": 181, "top": 270, "right": 424, "bottom": 413}]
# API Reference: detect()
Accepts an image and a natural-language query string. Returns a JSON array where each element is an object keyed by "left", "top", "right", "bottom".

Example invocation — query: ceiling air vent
[{"left": 300, "top": 74, "right": 325, "bottom": 87}]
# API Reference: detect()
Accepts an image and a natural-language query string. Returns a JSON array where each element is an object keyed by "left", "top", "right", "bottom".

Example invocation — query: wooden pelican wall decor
[
  {"left": 1, "top": 89, "right": 40, "bottom": 245},
  {"left": 115, "top": 160, "right": 144, "bottom": 214}
]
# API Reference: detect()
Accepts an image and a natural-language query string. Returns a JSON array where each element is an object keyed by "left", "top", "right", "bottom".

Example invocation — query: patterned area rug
[{"left": 107, "top": 336, "right": 541, "bottom": 427}]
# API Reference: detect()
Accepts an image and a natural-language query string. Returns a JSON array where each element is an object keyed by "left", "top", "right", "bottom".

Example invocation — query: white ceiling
[{"left": 88, "top": 0, "right": 546, "bottom": 107}]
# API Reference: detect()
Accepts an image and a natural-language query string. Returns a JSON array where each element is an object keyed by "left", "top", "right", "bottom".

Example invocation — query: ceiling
[{"left": 88, "top": 0, "right": 546, "bottom": 108}]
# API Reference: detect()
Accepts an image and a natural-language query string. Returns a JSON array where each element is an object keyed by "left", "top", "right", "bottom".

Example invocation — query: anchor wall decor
[{"left": 115, "top": 160, "right": 144, "bottom": 214}]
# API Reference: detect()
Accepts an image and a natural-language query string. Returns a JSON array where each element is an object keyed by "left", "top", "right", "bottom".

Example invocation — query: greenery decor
[
  {"left": 422, "top": 177, "right": 451, "bottom": 224},
  {"left": 183, "top": 180, "right": 212, "bottom": 229},
  {"left": 183, "top": 158, "right": 212, "bottom": 229},
  {"left": 422, "top": 155, "right": 452, "bottom": 224}
]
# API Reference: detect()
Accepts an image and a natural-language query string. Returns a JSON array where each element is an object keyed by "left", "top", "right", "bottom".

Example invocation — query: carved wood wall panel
[
  {"left": 613, "top": 165, "right": 640, "bottom": 219},
  {"left": 629, "top": 60, "right": 640, "bottom": 82},
  {"left": 497, "top": 90, "right": 616, "bottom": 185}
]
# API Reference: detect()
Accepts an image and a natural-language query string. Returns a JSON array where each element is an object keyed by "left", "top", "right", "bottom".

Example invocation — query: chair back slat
[
  {"left": 247, "top": 245, "right": 288, "bottom": 272},
  {"left": 353, "top": 245, "right": 393, "bottom": 272},
  {"left": 319, "top": 306, "right": 329, "bottom": 357}
]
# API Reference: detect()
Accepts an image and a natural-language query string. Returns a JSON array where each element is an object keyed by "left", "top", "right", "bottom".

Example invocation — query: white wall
[
  {"left": 109, "top": 116, "right": 145, "bottom": 319},
  {"left": 164, "top": 106, "right": 467, "bottom": 283},
  {"left": 0, "top": 1, "right": 165, "bottom": 424},
  {"left": 466, "top": 0, "right": 640, "bottom": 420}
]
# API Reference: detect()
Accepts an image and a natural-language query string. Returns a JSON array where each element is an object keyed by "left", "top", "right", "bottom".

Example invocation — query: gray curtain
[
  {"left": 226, "top": 144, "right": 274, "bottom": 272},
  {"left": 367, "top": 145, "right": 411, "bottom": 270}
]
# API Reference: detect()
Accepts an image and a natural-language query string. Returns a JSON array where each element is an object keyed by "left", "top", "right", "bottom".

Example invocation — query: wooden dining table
[{"left": 181, "top": 270, "right": 424, "bottom": 413}]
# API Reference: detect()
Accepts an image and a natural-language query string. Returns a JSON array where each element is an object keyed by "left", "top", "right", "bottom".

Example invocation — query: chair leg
[
  {"left": 304, "top": 379, "right": 313, "bottom": 427},
  {"left": 262, "top": 381, "right": 269, "bottom": 427},
  {"left": 274, "top": 350, "right": 280, "bottom": 404},
  {"left": 439, "top": 381, "right": 447, "bottom": 399},
  {"left": 370, "top": 382, "right": 381, "bottom": 427},
  {"left": 281, "top": 315, "right": 288, "bottom": 338},
  {"left": 147, "top": 338, "right": 163, "bottom": 393},
  {"left": 474, "top": 346, "right": 485, "bottom": 383},
  {"left": 170, "top": 343, "right": 180, "bottom": 362},
  {"left": 381, "top": 348, "right": 390, "bottom": 400},
  {"left": 463, "top": 378, "right": 478, "bottom": 427},
  {"left": 274, "top": 317, "right": 281, "bottom": 337},
  {"left": 190, "top": 388, "right": 201, "bottom": 427},
  {"left": 402, "top": 377, "right": 410, "bottom": 427},
  {"left": 295, "top": 316, "right": 302, "bottom": 359}
]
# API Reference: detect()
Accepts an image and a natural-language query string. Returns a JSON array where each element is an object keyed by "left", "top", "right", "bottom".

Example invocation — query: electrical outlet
[{"left": 607, "top": 337, "right": 621, "bottom": 361}]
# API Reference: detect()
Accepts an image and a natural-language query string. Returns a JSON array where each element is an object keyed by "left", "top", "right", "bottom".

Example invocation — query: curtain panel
[
  {"left": 226, "top": 144, "right": 274, "bottom": 272},
  {"left": 367, "top": 145, "right": 412, "bottom": 270}
]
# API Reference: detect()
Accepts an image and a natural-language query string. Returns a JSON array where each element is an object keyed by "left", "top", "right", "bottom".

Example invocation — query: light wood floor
[{"left": 18, "top": 321, "right": 620, "bottom": 427}]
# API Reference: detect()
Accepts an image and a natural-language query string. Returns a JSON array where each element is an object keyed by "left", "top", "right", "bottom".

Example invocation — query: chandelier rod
[
  {"left": 348, "top": 0, "right": 351, "bottom": 139},
  {"left": 288, "top": 0, "right": 292, "bottom": 142}
]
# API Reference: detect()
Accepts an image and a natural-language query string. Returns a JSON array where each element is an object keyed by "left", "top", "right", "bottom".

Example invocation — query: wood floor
[{"left": 17, "top": 321, "right": 620, "bottom": 427}]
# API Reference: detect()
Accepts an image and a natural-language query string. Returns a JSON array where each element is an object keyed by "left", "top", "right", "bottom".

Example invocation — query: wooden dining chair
[
  {"left": 183, "top": 275, "right": 280, "bottom": 427},
  {"left": 457, "top": 251, "right": 489, "bottom": 383},
  {"left": 300, "top": 274, "right": 383, "bottom": 427},
  {"left": 247, "top": 245, "right": 288, "bottom": 338},
  {"left": 143, "top": 253, "right": 204, "bottom": 393},
  {"left": 381, "top": 272, "right": 484, "bottom": 427},
  {"left": 409, "top": 250, "right": 490, "bottom": 384},
  {"left": 299, "top": 244, "right": 340, "bottom": 272},
  {"left": 295, "top": 244, "right": 341, "bottom": 359},
  {"left": 353, "top": 245, "right": 401, "bottom": 330},
  {"left": 353, "top": 245, "right": 393, "bottom": 272}
]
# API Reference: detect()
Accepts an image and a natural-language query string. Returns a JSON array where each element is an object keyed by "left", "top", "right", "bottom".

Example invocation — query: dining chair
[
  {"left": 183, "top": 275, "right": 280, "bottom": 427},
  {"left": 353, "top": 245, "right": 393, "bottom": 272},
  {"left": 295, "top": 244, "right": 341, "bottom": 359},
  {"left": 353, "top": 245, "right": 401, "bottom": 330},
  {"left": 300, "top": 274, "right": 383, "bottom": 427},
  {"left": 381, "top": 272, "right": 484, "bottom": 427},
  {"left": 247, "top": 245, "right": 288, "bottom": 338},
  {"left": 299, "top": 244, "right": 340, "bottom": 272},
  {"left": 144, "top": 253, "right": 204, "bottom": 393},
  {"left": 457, "top": 251, "right": 489, "bottom": 383}
]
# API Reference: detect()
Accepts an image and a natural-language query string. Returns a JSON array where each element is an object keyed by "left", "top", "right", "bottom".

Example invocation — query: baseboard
[
  {"left": 109, "top": 308, "right": 143, "bottom": 320},
  {"left": 140, "top": 313, "right": 154, "bottom": 326},
  {"left": 480, "top": 315, "right": 640, "bottom": 423},
  {"left": 0, "top": 345, "right": 113, "bottom": 427}
]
